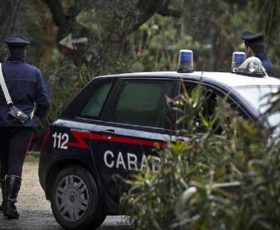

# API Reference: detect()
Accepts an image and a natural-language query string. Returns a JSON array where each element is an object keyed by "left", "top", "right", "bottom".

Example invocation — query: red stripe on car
[{"left": 67, "top": 130, "right": 165, "bottom": 150}]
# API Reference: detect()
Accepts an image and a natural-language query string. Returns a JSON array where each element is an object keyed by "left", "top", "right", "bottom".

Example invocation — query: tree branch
[
  {"left": 156, "top": 7, "right": 182, "bottom": 18},
  {"left": 42, "top": 0, "right": 67, "bottom": 27},
  {"left": 156, "top": 0, "right": 182, "bottom": 17}
]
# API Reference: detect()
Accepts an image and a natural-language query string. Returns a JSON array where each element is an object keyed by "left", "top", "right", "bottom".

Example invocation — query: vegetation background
[
  {"left": 0, "top": 0, "right": 279, "bottom": 149},
  {"left": 121, "top": 86, "right": 280, "bottom": 229}
]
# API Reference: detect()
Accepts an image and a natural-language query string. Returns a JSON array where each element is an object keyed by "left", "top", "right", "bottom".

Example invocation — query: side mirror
[{"left": 236, "top": 57, "right": 267, "bottom": 77}]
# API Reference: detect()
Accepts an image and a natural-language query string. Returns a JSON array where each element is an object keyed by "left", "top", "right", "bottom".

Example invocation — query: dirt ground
[
  {"left": 0, "top": 154, "right": 131, "bottom": 230},
  {"left": 19, "top": 155, "right": 52, "bottom": 212},
  {"left": 0, "top": 154, "right": 60, "bottom": 230}
]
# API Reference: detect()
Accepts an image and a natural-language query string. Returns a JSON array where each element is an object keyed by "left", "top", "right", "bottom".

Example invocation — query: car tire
[{"left": 50, "top": 165, "right": 106, "bottom": 230}]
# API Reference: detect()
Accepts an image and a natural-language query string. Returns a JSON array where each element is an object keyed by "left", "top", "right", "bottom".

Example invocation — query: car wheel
[{"left": 50, "top": 165, "right": 106, "bottom": 230}]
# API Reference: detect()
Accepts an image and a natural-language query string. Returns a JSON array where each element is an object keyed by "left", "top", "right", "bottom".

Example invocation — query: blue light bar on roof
[
  {"left": 177, "top": 49, "right": 193, "bottom": 73},
  {"left": 231, "top": 51, "right": 246, "bottom": 72}
]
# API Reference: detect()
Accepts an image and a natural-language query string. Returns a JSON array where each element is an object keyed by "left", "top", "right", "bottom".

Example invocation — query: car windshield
[{"left": 235, "top": 85, "right": 280, "bottom": 128}]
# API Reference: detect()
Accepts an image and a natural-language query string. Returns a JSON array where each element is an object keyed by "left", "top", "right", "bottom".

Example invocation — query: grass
[{"left": 25, "top": 153, "right": 40, "bottom": 163}]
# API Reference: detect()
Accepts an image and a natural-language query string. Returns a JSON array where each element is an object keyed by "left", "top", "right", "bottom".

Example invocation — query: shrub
[{"left": 121, "top": 86, "right": 280, "bottom": 230}]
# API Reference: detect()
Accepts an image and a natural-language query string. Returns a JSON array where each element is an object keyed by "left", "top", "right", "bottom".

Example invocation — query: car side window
[
  {"left": 110, "top": 79, "right": 174, "bottom": 128},
  {"left": 177, "top": 83, "right": 225, "bottom": 132},
  {"left": 179, "top": 82, "right": 248, "bottom": 133},
  {"left": 80, "top": 81, "right": 113, "bottom": 118}
]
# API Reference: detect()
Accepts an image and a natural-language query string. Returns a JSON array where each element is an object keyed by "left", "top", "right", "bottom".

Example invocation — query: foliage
[
  {"left": 121, "top": 86, "right": 280, "bottom": 230},
  {"left": 33, "top": 50, "right": 93, "bottom": 149},
  {"left": 253, "top": 0, "right": 280, "bottom": 67},
  {"left": 254, "top": 0, "right": 280, "bottom": 39},
  {"left": 129, "top": 14, "right": 199, "bottom": 72}
]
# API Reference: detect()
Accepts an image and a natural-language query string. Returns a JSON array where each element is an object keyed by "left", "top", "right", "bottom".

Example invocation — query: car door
[
  {"left": 178, "top": 79, "right": 256, "bottom": 134},
  {"left": 80, "top": 76, "right": 177, "bottom": 203}
]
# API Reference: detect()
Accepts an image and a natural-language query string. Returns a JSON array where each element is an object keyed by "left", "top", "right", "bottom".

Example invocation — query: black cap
[
  {"left": 4, "top": 34, "right": 31, "bottom": 47},
  {"left": 241, "top": 31, "right": 264, "bottom": 45}
]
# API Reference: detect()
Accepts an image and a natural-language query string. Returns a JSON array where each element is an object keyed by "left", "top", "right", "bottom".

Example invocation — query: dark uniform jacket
[
  {"left": 256, "top": 52, "right": 275, "bottom": 76},
  {"left": 0, "top": 56, "right": 51, "bottom": 129}
]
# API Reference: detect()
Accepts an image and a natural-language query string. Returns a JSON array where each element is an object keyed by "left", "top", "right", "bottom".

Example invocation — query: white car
[{"left": 39, "top": 51, "right": 280, "bottom": 230}]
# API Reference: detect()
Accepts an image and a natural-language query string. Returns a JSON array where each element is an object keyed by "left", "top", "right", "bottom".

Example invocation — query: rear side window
[
  {"left": 111, "top": 79, "right": 174, "bottom": 128},
  {"left": 81, "top": 81, "right": 113, "bottom": 118}
]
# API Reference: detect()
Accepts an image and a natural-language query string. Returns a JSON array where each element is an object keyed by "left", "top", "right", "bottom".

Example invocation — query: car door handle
[
  {"left": 105, "top": 129, "right": 115, "bottom": 133},
  {"left": 175, "top": 136, "right": 189, "bottom": 141}
]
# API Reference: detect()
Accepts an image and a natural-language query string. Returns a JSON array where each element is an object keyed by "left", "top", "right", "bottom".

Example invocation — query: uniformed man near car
[
  {"left": 241, "top": 31, "right": 277, "bottom": 76},
  {"left": 0, "top": 34, "right": 51, "bottom": 219}
]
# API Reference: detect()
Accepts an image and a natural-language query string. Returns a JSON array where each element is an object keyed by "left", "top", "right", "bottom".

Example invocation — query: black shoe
[
  {"left": 4, "top": 175, "right": 21, "bottom": 219},
  {"left": 5, "top": 203, "right": 19, "bottom": 219},
  {"left": 0, "top": 202, "right": 7, "bottom": 217}
]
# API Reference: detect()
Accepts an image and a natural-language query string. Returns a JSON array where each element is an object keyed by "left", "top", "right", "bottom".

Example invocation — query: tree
[
  {"left": 254, "top": 0, "right": 280, "bottom": 67},
  {"left": 42, "top": 0, "right": 182, "bottom": 69},
  {"left": 255, "top": 0, "right": 280, "bottom": 39}
]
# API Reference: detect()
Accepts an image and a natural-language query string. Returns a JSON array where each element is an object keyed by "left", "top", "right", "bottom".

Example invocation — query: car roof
[{"left": 99, "top": 71, "right": 280, "bottom": 88}]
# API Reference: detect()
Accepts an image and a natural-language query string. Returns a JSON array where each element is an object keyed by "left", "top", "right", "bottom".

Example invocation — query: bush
[{"left": 121, "top": 86, "right": 280, "bottom": 230}]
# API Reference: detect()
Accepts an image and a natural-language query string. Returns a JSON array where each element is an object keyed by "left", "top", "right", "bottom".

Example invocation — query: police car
[{"left": 38, "top": 50, "right": 280, "bottom": 230}]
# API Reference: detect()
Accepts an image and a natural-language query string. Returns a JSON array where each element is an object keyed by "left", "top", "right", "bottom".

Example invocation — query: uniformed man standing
[
  {"left": 0, "top": 34, "right": 51, "bottom": 219},
  {"left": 241, "top": 31, "right": 276, "bottom": 76}
]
